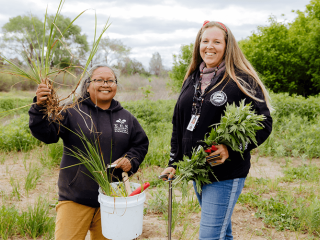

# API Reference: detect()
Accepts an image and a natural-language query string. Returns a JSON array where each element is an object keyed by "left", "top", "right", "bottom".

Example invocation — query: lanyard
[
  {"left": 191, "top": 65, "right": 219, "bottom": 116},
  {"left": 189, "top": 67, "right": 229, "bottom": 131}
]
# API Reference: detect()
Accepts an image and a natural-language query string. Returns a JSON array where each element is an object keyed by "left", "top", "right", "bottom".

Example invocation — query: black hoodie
[
  {"left": 29, "top": 96, "right": 149, "bottom": 208},
  {"left": 168, "top": 68, "right": 272, "bottom": 182}
]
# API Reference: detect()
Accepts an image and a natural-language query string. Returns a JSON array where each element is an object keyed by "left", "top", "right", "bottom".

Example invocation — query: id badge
[{"left": 187, "top": 115, "right": 199, "bottom": 131}]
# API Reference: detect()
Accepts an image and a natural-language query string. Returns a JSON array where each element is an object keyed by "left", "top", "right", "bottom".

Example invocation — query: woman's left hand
[
  {"left": 207, "top": 144, "right": 229, "bottom": 163},
  {"left": 114, "top": 157, "right": 132, "bottom": 172}
]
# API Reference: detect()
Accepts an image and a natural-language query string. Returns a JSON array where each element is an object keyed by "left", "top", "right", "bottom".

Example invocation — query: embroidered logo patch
[
  {"left": 114, "top": 119, "right": 128, "bottom": 134},
  {"left": 210, "top": 91, "right": 227, "bottom": 106}
]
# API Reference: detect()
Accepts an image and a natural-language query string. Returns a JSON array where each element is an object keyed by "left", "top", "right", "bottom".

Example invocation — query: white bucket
[{"left": 98, "top": 182, "right": 146, "bottom": 240}]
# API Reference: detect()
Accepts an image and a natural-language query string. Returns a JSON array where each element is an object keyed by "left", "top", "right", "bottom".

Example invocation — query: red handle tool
[{"left": 129, "top": 182, "right": 150, "bottom": 197}]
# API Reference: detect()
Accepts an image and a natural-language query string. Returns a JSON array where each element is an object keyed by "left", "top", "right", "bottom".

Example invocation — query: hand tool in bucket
[
  {"left": 159, "top": 173, "right": 175, "bottom": 240},
  {"left": 122, "top": 172, "right": 132, "bottom": 196},
  {"left": 107, "top": 164, "right": 132, "bottom": 196}
]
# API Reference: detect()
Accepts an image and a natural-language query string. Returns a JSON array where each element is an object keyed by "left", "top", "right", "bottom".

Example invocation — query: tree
[
  {"left": 2, "top": 14, "right": 89, "bottom": 68},
  {"left": 149, "top": 52, "right": 163, "bottom": 76},
  {"left": 2, "top": 15, "right": 44, "bottom": 61},
  {"left": 239, "top": 16, "right": 303, "bottom": 95},
  {"left": 239, "top": 0, "right": 320, "bottom": 96},
  {"left": 289, "top": 0, "right": 320, "bottom": 94},
  {"left": 168, "top": 43, "right": 193, "bottom": 92},
  {"left": 47, "top": 14, "right": 89, "bottom": 67},
  {"left": 91, "top": 37, "right": 131, "bottom": 66},
  {"left": 115, "top": 57, "right": 149, "bottom": 76}
]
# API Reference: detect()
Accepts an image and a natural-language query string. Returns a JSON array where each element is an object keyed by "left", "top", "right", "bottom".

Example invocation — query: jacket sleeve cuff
[{"left": 31, "top": 96, "right": 46, "bottom": 112}]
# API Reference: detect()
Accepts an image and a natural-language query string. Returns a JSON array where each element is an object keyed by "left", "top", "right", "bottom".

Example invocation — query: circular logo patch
[{"left": 210, "top": 91, "right": 227, "bottom": 106}]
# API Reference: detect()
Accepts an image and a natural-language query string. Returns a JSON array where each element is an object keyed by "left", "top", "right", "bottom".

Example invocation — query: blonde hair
[{"left": 185, "top": 21, "right": 273, "bottom": 111}]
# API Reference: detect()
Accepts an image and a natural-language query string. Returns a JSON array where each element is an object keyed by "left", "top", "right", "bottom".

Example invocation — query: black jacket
[
  {"left": 29, "top": 96, "right": 149, "bottom": 208},
  {"left": 168, "top": 68, "right": 272, "bottom": 182}
]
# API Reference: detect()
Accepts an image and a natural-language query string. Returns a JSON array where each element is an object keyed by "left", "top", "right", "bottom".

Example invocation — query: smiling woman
[
  {"left": 29, "top": 64, "right": 149, "bottom": 239},
  {"left": 199, "top": 27, "right": 226, "bottom": 69},
  {"left": 161, "top": 21, "right": 273, "bottom": 240},
  {"left": 86, "top": 67, "right": 118, "bottom": 110}
]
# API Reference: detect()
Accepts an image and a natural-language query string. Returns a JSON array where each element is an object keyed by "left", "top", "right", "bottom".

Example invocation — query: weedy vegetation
[
  {"left": 1, "top": 92, "right": 320, "bottom": 239},
  {"left": 24, "top": 162, "right": 42, "bottom": 196}
]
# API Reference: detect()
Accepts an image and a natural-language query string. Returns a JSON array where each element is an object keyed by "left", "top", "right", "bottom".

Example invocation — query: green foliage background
[
  {"left": 1, "top": 93, "right": 320, "bottom": 160},
  {"left": 239, "top": 0, "right": 320, "bottom": 96},
  {"left": 167, "top": 1, "right": 320, "bottom": 97},
  {"left": 168, "top": 43, "right": 193, "bottom": 92}
]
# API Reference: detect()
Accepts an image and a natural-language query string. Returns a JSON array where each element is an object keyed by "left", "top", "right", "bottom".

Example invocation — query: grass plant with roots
[
  {"left": 0, "top": 0, "right": 110, "bottom": 121},
  {"left": 61, "top": 127, "right": 128, "bottom": 197}
]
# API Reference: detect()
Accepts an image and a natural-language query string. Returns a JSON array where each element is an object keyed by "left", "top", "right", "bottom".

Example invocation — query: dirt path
[{"left": 0, "top": 151, "right": 315, "bottom": 239}]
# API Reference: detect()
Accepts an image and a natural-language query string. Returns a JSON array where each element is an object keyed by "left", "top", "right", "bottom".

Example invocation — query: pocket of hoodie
[{"left": 68, "top": 165, "right": 81, "bottom": 186}]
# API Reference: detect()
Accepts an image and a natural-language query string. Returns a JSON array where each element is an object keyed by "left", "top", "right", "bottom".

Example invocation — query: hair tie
[
  {"left": 216, "top": 22, "right": 228, "bottom": 33},
  {"left": 202, "top": 20, "right": 210, "bottom": 28},
  {"left": 202, "top": 20, "right": 228, "bottom": 34}
]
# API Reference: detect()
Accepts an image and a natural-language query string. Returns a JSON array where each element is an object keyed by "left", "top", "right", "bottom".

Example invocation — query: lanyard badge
[
  {"left": 187, "top": 114, "right": 199, "bottom": 131},
  {"left": 187, "top": 81, "right": 202, "bottom": 132}
]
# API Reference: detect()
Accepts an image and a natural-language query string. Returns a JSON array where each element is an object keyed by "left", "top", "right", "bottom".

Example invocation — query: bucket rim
[{"left": 98, "top": 182, "right": 146, "bottom": 198}]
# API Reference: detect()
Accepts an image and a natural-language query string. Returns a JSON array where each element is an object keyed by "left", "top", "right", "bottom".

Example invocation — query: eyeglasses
[{"left": 90, "top": 79, "right": 117, "bottom": 86}]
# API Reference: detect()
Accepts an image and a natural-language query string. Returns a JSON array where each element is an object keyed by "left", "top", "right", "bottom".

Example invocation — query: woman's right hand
[
  {"left": 36, "top": 84, "right": 51, "bottom": 106},
  {"left": 160, "top": 167, "right": 176, "bottom": 181}
]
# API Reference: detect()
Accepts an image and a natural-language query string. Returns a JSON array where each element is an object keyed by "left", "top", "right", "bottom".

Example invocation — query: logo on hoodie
[
  {"left": 114, "top": 119, "right": 128, "bottom": 134},
  {"left": 210, "top": 91, "right": 227, "bottom": 106}
]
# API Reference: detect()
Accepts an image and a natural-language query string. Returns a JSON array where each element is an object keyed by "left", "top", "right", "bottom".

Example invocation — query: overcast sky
[{"left": 0, "top": 0, "right": 311, "bottom": 69}]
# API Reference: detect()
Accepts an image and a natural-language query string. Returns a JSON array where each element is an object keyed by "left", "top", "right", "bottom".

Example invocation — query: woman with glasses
[
  {"left": 161, "top": 21, "right": 273, "bottom": 239},
  {"left": 29, "top": 64, "right": 149, "bottom": 240}
]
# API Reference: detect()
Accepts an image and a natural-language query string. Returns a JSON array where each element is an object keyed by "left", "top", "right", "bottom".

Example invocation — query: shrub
[
  {"left": 0, "top": 114, "right": 41, "bottom": 151},
  {"left": 0, "top": 72, "right": 16, "bottom": 92},
  {"left": 0, "top": 96, "right": 32, "bottom": 117},
  {"left": 122, "top": 99, "right": 175, "bottom": 124},
  {"left": 239, "top": 0, "right": 320, "bottom": 97},
  {"left": 271, "top": 92, "right": 320, "bottom": 121},
  {"left": 258, "top": 114, "right": 320, "bottom": 158},
  {"left": 168, "top": 43, "right": 193, "bottom": 93}
]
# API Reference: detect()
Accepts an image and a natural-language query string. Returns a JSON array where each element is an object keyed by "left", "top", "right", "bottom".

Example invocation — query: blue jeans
[{"left": 193, "top": 178, "right": 246, "bottom": 240}]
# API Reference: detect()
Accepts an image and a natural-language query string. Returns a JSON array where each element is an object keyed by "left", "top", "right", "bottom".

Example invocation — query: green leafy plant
[
  {"left": 203, "top": 100, "right": 265, "bottom": 155},
  {"left": 174, "top": 100, "right": 266, "bottom": 194}
]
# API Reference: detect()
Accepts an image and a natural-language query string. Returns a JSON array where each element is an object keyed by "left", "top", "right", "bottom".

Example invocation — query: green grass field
[{"left": 0, "top": 78, "right": 320, "bottom": 239}]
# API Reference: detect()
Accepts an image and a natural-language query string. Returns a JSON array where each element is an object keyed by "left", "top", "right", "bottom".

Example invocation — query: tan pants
[{"left": 55, "top": 201, "right": 109, "bottom": 240}]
